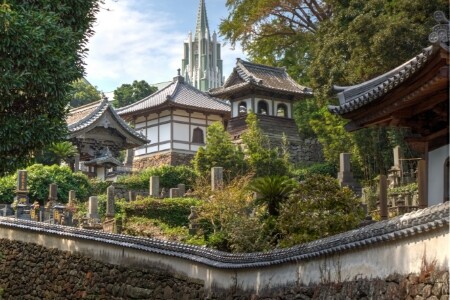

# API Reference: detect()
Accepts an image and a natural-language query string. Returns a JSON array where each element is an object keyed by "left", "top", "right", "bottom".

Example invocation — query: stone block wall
[
  {"left": 133, "top": 151, "right": 195, "bottom": 171},
  {"left": 0, "top": 239, "right": 204, "bottom": 300},
  {"left": 0, "top": 238, "right": 448, "bottom": 299}
]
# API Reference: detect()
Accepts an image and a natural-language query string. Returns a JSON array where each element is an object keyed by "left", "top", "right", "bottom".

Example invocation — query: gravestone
[
  {"left": 87, "top": 196, "right": 100, "bottom": 221},
  {"left": 15, "top": 170, "right": 29, "bottom": 205},
  {"left": 169, "top": 188, "right": 180, "bottom": 198},
  {"left": 149, "top": 176, "right": 160, "bottom": 198},
  {"left": 211, "top": 167, "right": 223, "bottom": 191},
  {"left": 393, "top": 146, "right": 401, "bottom": 168},
  {"left": 46, "top": 183, "right": 58, "bottom": 209},
  {"left": 128, "top": 190, "right": 136, "bottom": 202},
  {"left": 177, "top": 184, "right": 186, "bottom": 197},
  {"left": 105, "top": 185, "right": 115, "bottom": 219},
  {"left": 74, "top": 154, "right": 80, "bottom": 172},
  {"left": 337, "top": 153, "right": 360, "bottom": 195},
  {"left": 68, "top": 190, "right": 76, "bottom": 206}
]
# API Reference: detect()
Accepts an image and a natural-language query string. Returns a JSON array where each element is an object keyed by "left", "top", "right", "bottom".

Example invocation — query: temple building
[
  {"left": 210, "top": 58, "right": 323, "bottom": 164},
  {"left": 329, "top": 11, "right": 449, "bottom": 206},
  {"left": 181, "top": 0, "right": 223, "bottom": 92},
  {"left": 67, "top": 98, "right": 148, "bottom": 179},
  {"left": 117, "top": 72, "right": 230, "bottom": 169}
]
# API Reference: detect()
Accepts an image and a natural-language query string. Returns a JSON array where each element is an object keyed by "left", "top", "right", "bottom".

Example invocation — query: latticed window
[
  {"left": 257, "top": 100, "right": 268, "bottom": 115},
  {"left": 277, "top": 103, "right": 288, "bottom": 117},
  {"left": 192, "top": 127, "right": 204, "bottom": 144}
]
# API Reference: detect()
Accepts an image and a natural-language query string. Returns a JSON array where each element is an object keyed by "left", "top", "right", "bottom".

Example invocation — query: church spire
[
  {"left": 181, "top": 0, "right": 223, "bottom": 92},
  {"left": 195, "top": 0, "right": 210, "bottom": 40}
]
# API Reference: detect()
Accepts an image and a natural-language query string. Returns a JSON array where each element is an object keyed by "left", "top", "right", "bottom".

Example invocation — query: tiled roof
[
  {"left": 209, "top": 59, "right": 312, "bottom": 98},
  {"left": 328, "top": 45, "right": 439, "bottom": 115},
  {"left": 1, "top": 200, "right": 447, "bottom": 268},
  {"left": 85, "top": 148, "right": 122, "bottom": 166},
  {"left": 67, "top": 98, "right": 147, "bottom": 143},
  {"left": 116, "top": 76, "right": 230, "bottom": 116}
]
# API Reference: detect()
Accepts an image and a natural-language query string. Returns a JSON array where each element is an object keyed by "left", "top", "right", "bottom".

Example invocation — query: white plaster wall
[
  {"left": 173, "top": 123, "right": 189, "bottom": 142},
  {"left": 146, "top": 126, "right": 158, "bottom": 143},
  {"left": 159, "top": 123, "right": 171, "bottom": 142},
  {"left": 0, "top": 223, "right": 447, "bottom": 295},
  {"left": 173, "top": 143, "right": 190, "bottom": 150},
  {"left": 428, "top": 144, "right": 449, "bottom": 206}
]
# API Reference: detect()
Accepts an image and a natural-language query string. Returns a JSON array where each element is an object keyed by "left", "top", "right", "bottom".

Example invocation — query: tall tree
[
  {"left": 69, "top": 79, "right": 101, "bottom": 108},
  {"left": 220, "top": 0, "right": 448, "bottom": 179},
  {"left": 192, "top": 122, "right": 247, "bottom": 180},
  {"left": 0, "top": 0, "right": 100, "bottom": 175},
  {"left": 241, "top": 112, "right": 289, "bottom": 177},
  {"left": 219, "top": 0, "right": 327, "bottom": 82},
  {"left": 113, "top": 80, "right": 157, "bottom": 108}
]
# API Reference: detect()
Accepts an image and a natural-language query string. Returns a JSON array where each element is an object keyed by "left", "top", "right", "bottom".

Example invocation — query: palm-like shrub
[
  {"left": 48, "top": 141, "right": 77, "bottom": 164},
  {"left": 247, "top": 175, "right": 297, "bottom": 217}
]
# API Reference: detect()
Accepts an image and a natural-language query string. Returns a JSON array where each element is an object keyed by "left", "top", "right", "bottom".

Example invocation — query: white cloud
[{"left": 84, "top": 0, "right": 246, "bottom": 92}]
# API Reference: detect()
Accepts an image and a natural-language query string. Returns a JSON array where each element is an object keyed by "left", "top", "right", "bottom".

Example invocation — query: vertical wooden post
[
  {"left": 379, "top": 175, "right": 388, "bottom": 220},
  {"left": 417, "top": 159, "right": 428, "bottom": 208}
]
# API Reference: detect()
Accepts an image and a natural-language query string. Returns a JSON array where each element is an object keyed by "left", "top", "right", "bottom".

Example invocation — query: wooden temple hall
[
  {"left": 67, "top": 98, "right": 148, "bottom": 180},
  {"left": 329, "top": 11, "right": 449, "bottom": 207}
]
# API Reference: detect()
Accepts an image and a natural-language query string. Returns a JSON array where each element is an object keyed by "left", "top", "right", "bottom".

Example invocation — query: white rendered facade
[{"left": 133, "top": 109, "right": 224, "bottom": 158}]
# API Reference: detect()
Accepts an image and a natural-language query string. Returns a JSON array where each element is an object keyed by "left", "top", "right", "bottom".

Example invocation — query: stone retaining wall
[
  {"left": 0, "top": 239, "right": 204, "bottom": 300},
  {"left": 0, "top": 239, "right": 447, "bottom": 299},
  {"left": 133, "top": 151, "right": 194, "bottom": 170}
]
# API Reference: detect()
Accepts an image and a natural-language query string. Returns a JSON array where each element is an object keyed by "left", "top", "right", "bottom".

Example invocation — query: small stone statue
[{"left": 160, "top": 188, "right": 167, "bottom": 199}]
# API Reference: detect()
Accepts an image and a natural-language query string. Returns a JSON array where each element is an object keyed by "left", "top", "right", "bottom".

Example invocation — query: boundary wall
[{"left": 0, "top": 202, "right": 448, "bottom": 294}]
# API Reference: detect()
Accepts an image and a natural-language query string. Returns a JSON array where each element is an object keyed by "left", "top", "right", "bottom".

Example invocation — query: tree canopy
[
  {"left": 0, "top": 0, "right": 100, "bottom": 175},
  {"left": 69, "top": 79, "right": 102, "bottom": 108},
  {"left": 113, "top": 80, "right": 157, "bottom": 108},
  {"left": 220, "top": 0, "right": 448, "bottom": 180}
]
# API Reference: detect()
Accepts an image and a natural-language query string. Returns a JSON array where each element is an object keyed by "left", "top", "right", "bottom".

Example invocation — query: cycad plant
[
  {"left": 48, "top": 141, "right": 77, "bottom": 165},
  {"left": 247, "top": 175, "right": 297, "bottom": 217}
]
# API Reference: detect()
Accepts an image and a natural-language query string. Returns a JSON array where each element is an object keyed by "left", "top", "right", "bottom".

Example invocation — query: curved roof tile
[
  {"left": 117, "top": 76, "right": 230, "bottom": 116},
  {"left": 210, "top": 58, "right": 312, "bottom": 98},
  {"left": 67, "top": 98, "right": 148, "bottom": 144},
  {"left": 328, "top": 45, "right": 442, "bottom": 115}
]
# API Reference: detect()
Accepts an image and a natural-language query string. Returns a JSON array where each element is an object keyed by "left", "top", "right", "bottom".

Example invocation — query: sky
[{"left": 84, "top": 0, "right": 247, "bottom": 95}]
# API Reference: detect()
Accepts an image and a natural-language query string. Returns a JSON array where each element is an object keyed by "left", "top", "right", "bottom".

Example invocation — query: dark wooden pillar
[{"left": 379, "top": 175, "right": 388, "bottom": 220}]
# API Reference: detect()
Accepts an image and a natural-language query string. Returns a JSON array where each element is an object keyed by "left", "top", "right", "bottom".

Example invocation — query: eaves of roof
[
  {"left": 67, "top": 98, "right": 148, "bottom": 144},
  {"left": 328, "top": 45, "right": 440, "bottom": 115}
]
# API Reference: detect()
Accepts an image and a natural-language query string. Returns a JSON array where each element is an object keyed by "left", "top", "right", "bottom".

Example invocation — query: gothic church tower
[{"left": 181, "top": 0, "right": 223, "bottom": 91}]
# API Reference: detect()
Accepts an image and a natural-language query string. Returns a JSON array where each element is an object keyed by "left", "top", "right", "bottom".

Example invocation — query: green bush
[
  {"left": 292, "top": 162, "right": 337, "bottom": 181},
  {"left": 116, "top": 165, "right": 197, "bottom": 190},
  {"left": 0, "top": 164, "right": 92, "bottom": 204},
  {"left": 0, "top": 176, "right": 16, "bottom": 204},
  {"left": 278, "top": 175, "right": 364, "bottom": 247},
  {"left": 122, "top": 197, "right": 201, "bottom": 227},
  {"left": 90, "top": 179, "right": 111, "bottom": 195}
]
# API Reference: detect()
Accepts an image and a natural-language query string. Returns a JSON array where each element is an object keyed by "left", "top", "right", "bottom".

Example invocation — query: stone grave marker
[
  {"left": 128, "top": 190, "right": 136, "bottom": 202},
  {"left": 68, "top": 190, "right": 76, "bottom": 206},
  {"left": 177, "top": 184, "right": 186, "bottom": 197},
  {"left": 105, "top": 185, "right": 115, "bottom": 219},
  {"left": 87, "top": 196, "right": 100, "bottom": 221},
  {"left": 169, "top": 188, "right": 180, "bottom": 198},
  {"left": 15, "top": 170, "right": 29, "bottom": 204},
  {"left": 211, "top": 167, "right": 223, "bottom": 191},
  {"left": 150, "top": 176, "right": 160, "bottom": 198}
]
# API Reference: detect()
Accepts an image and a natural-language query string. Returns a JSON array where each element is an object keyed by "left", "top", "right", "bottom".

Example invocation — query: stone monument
[{"left": 211, "top": 167, "right": 223, "bottom": 191}]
